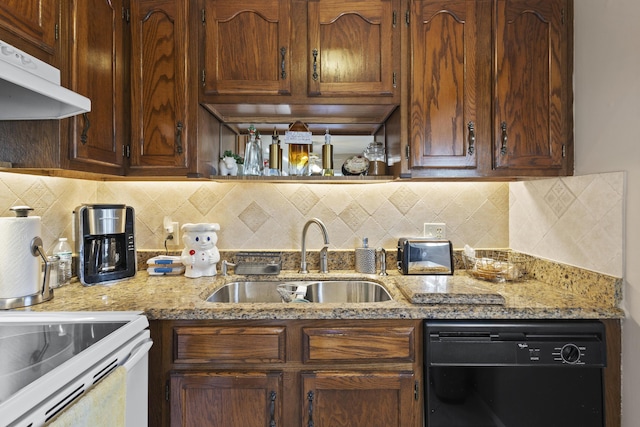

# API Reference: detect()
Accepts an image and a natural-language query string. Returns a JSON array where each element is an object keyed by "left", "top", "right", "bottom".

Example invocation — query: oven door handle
[{"left": 122, "top": 338, "right": 153, "bottom": 371}]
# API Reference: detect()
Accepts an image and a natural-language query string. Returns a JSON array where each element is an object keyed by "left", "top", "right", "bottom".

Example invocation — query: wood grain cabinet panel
[
  {"left": 302, "top": 371, "right": 418, "bottom": 427},
  {"left": 0, "top": 0, "right": 58, "bottom": 62},
  {"left": 409, "top": 0, "right": 479, "bottom": 170},
  {"left": 201, "top": 0, "right": 292, "bottom": 96},
  {"left": 303, "top": 326, "right": 415, "bottom": 362},
  {"left": 408, "top": 0, "right": 573, "bottom": 178},
  {"left": 174, "top": 326, "right": 286, "bottom": 364},
  {"left": 156, "top": 320, "right": 422, "bottom": 427},
  {"left": 307, "top": 0, "right": 399, "bottom": 98},
  {"left": 129, "top": 0, "right": 191, "bottom": 174},
  {"left": 492, "top": 0, "right": 570, "bottom": 172},
  {"left": 170, "top": 371, "right": 282, "bottom": 427},
  {"left": 67, "top": 0, "right": 126, "bottom": 173}
]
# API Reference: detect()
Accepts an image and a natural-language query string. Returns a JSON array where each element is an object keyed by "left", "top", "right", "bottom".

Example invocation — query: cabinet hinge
[
  {"left": 561, "top": 8, "right": 566, "bottom": 25},
  {"left": 393, "top": 11, "right": 397, "bottom": 28},
  {"left": 201, "top": 8, "right": 206, "bottom": 24},
  {"left": 405, "top": 144, "right": 410, "bottom": 160},
  {"left": 123, "top": 145, "right": 130, "bottom": 159},
  {"left": 165, "top": 381, "right": 170, "bottom": 401},
  {"left": 414, "top": 381, "right": 420, "bottom": 401},
  {"left": 393, "top": 72, "right": 397, "bottom": 88},
  {"left": 122, "top": 7, "right": 130, "bottom": 23},
  {"left": 562, "top": 144, "right": 566, "bottom": 158},
  {"left": 54, "top": 23, "right": 59, "bottom": 41},
  {"left": 405, "top": 10, "right": 410, "bottom": 26},
  {"left": 201, "top": 69, "right": 206, "bottom": 86}
]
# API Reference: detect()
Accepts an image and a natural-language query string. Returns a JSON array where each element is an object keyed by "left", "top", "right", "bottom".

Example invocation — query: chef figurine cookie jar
[{"left": 181, "top": 223, "right": 221, "bottom": 278}]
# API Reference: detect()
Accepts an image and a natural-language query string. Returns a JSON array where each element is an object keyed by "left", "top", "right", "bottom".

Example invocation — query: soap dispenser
[{"left": 355, "top": 237, "right": 376, "bottom": 274}]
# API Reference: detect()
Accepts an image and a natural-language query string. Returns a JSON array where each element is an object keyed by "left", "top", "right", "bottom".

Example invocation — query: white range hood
[{"left": 0, "top": 39, "right": 91, "bottom": 120}]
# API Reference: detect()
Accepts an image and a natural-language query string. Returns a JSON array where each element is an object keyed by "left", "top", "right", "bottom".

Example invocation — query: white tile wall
[{"left": 509, "top": 172, "right": 624, "bottom": 277}]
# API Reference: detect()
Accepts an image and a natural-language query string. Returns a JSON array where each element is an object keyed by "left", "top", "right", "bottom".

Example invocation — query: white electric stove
[{"left": 0, "top": 311, "right": 152, "bottom": 427}]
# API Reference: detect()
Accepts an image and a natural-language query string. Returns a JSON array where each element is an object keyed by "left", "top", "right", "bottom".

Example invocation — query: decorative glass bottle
[{"left": 243, "top": 125, "right": 263, "bottom": 176}]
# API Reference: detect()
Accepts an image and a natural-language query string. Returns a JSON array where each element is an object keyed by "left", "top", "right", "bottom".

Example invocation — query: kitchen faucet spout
[{"left": 300, "top": 218, "right": 330, "bottom": 274}]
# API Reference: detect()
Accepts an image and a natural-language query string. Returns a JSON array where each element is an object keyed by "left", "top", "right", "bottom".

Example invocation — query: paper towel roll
[{"left": 0, "top": 216, "right": 42, "bottom": 298}]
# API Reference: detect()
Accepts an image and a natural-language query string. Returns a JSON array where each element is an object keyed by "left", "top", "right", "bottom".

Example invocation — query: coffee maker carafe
[{"left": 75, "top": 204, "right": 136, "bottom": 285}]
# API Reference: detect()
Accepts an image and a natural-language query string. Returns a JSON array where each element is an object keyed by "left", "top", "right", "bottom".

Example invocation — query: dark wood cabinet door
[
  {"left": 493, "top": 0, "right": 570, "bottom": 172},
  {"left": 68, "top": 0, "right": 125, "bottom": 172},
  {"left": 307, "top": 0, "right": 398, "bottom": 97},
  {"left": 201, "top": 0, "right": 292, "bottom": 96},
  {"left": 129, "top": 0, "right": 189, "bottom": 173},
  {"left": 0, "top": 0, "right": 58, "bottom": 62},
  {"left": 302, "top": 371, "right": 419, "bottom": 427},
  {"left": 170, "top": 371, "right": 282, "bottom": 427},
  {"left": 409, "top": 0, "right": 479, "bottom": 170}
]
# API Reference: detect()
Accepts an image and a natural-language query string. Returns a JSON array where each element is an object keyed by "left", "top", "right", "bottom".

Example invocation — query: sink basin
[
  {"left": 303, "top": 281, "right": 392, "bottom": 303},
  {"left": 206, "top": 280, "right": 392, "bottom": 303}
]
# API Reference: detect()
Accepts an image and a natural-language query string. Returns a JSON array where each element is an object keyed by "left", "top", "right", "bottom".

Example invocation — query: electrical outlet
[
  {"left": 424, "top": 223, "right": 446, "bottom": 239},
  {"left": 164, "top": 221, "right": 180, "bottom": 246}
]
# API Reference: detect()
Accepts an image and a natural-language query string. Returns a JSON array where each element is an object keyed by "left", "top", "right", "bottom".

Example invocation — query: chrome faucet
[{"left": 300, "top": 218, "right": 330, "bottom": 274}]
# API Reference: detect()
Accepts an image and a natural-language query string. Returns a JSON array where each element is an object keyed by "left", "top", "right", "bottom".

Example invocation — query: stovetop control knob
[{"left": 560, "top": 343, "right": 581, "bottom": 364}]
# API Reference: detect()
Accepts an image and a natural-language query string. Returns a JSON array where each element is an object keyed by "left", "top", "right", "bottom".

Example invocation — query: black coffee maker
[{"left": 74, "top": 204, "right": 136, "bottom": 285}]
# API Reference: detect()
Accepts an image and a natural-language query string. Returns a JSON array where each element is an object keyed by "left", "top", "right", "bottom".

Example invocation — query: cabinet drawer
[
  {"left": 302, "top": 326, "right": 415, "bottom": 363},
  {"left": 174, "top": 326, "right": 286, "bottom": 364}
]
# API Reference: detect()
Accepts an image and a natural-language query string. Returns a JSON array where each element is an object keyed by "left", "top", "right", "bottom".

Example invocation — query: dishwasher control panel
[
  {"left": 426, "top": 320, "right": 607, "bottom": 367},
  {"left": 516, "top": 341, "right": 600, "bottom": 365}
]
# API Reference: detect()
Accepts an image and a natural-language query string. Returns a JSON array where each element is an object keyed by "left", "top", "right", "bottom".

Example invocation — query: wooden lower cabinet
[
  {"left": 152, "top": 319, "right": 422, "bottom": 427},
  {"left": 170, "top": 371, "right": 283, "bottom": 427},
  {"left": 150, "top": 318, "right": 622, "bottom": 426},
  {"left": 302, "top": 371, "right": 418, "bottom": 427}
]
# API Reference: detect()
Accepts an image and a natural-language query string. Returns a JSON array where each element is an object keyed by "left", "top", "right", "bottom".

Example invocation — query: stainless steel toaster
[{"left": 397, "top": 238, "right": 454, "bottom": 275}]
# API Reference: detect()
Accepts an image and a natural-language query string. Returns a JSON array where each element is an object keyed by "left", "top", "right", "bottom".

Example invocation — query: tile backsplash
[
  {"left": 96, "top": 180, "right": 509, "bottom": 251},
  {"left": 0, "top": 173, "right": 507, "bottom": 252},
  {"left": 510, "top": 172, "right": 624, "bottom": 277},
  {"left": 0, "top": 171, "right": 623, "bottom": 277}
]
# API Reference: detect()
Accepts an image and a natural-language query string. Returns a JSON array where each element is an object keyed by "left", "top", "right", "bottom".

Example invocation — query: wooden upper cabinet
[
  {"left": 492, "top": 0, "right": 570, "bottom": 172},
  {"left": 67, "top": 0, "right": 126, "bottom": 172},
  {"left": 0, "top": 0, "right": 58, "bottom": 63},
  {"left": 201, "top": 0, "right": 292, "bottom": 96},
  {"left": 409, "top": 0, "right": 479, "bottom": 170},
  {"left": 408, "top": 0, "right": 572, "bottom": 178},
  {"left": 308, "top": 0, "right": 398, "bottom": 97},
  {"left": 129, "top": 0, "right": 190, "bottom": 174}
]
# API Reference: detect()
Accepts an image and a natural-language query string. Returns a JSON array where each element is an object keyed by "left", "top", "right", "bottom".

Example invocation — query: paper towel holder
[{"left": 0, "top": 216, "right": 54, "bottom": 310}]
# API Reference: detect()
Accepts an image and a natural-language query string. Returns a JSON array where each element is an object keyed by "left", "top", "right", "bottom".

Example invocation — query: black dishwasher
[{"left": 424, "top": 320, "right": 606, "bottom": 427}]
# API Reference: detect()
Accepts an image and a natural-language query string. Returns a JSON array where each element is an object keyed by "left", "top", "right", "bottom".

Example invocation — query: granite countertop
[{"left": 25, "top": 267, "right": 624, "bottom": 321}]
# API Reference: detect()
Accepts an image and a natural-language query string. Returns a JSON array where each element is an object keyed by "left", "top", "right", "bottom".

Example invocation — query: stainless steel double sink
[{"left": 206, "top": 280, "right": 392, "bottom": 304}]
